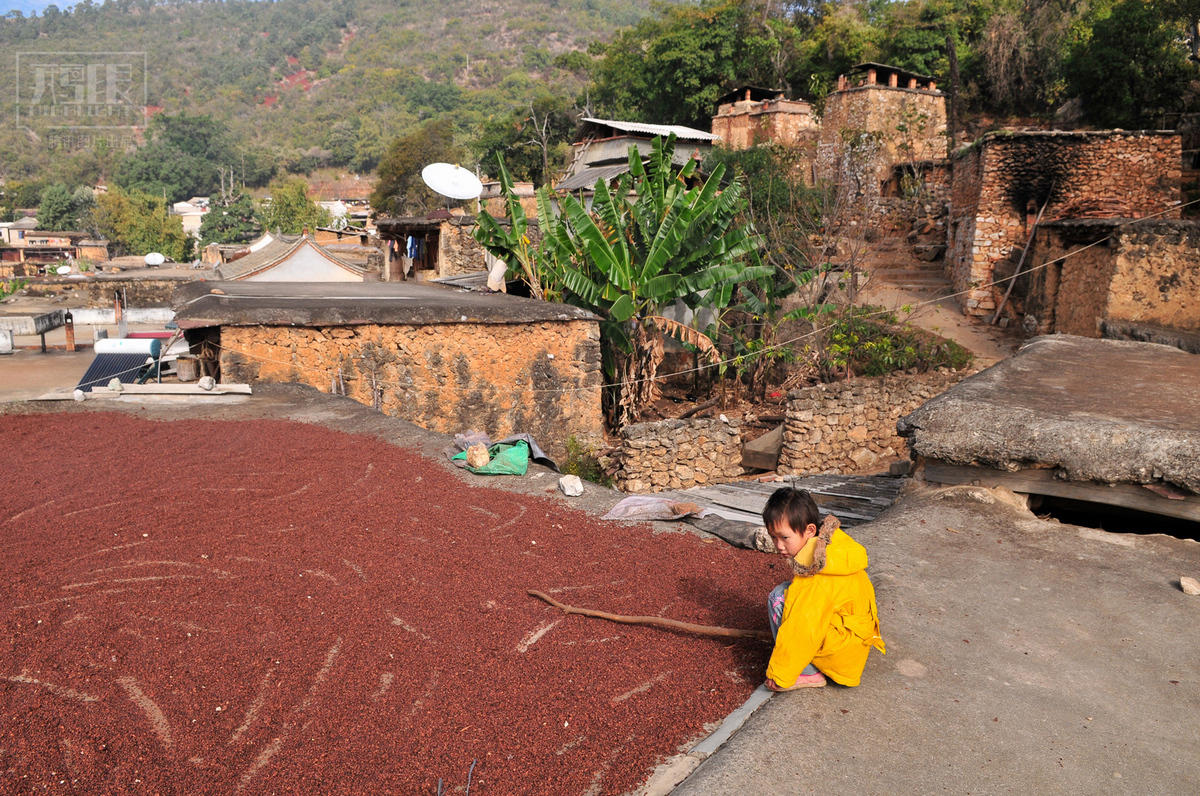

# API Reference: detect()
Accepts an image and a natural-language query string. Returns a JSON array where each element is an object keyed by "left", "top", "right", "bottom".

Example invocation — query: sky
[{"left": 1, "top": 0, "right": 72, "bottom": 14}]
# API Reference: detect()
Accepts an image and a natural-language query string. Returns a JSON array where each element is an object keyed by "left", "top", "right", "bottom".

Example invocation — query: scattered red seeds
[{"left": 1, "top": 413, "right": 777, "bottom": 793}]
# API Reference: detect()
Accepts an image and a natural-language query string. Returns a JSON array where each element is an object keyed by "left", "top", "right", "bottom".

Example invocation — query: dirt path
[{"left": 0, "top": 404, "right": 784, "bottom": 794}]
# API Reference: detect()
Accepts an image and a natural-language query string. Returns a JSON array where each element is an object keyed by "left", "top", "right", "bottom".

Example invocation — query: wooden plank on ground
[{"left": 922, "top": 461, "right": 1200, "bottom": 522}]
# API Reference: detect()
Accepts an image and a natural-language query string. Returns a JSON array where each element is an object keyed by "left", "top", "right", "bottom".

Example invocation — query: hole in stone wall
[{"left": 1028, "top": 494, "right": 1200, "bottom": 542}]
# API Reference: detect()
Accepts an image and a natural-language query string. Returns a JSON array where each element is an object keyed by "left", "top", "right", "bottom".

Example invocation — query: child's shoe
[{"left": 780, "top": 672, "right": 827, "bottom": 690}]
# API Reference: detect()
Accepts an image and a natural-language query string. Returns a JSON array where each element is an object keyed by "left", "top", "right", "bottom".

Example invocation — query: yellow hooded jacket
[{"left": 766, "top": 518, "right": 885, "bottom": 687}]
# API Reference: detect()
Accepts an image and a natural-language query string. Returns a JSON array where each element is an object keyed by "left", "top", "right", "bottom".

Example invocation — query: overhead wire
[{"left": 203, "top": 196, "right": 1200, "bottom": 399}]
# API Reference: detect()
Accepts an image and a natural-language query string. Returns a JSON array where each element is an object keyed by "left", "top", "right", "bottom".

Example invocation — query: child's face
[{"left": 767, "top": 520, "right": 817, "bottom": 558}]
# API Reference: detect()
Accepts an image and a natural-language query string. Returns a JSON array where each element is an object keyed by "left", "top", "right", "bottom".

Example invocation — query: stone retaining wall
[
  {"left": 613, "top": 418, "right": 742, "bottom": 493},
  {"left": 216, "top": 319, "right": 603, "bottom": 462},
  {"left": 779, "top": 370, "right": 969, "bottom": 474}
]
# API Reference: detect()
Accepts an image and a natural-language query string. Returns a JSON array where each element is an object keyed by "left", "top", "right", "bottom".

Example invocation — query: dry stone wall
[
  {"left": 779, "top": 370, "right": 970, "bottom": 475},
  {"left": 613, "top": 418, "right": 742, "bottom": 493},
  {"left": 947, "top": 131, "right": 1182, "bottom": 317},
  {"left": 218, "top": 319, "right": 603, "bottom": 461}
]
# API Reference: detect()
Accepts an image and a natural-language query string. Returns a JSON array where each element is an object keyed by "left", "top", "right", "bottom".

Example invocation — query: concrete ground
[
  {"left": 4, "top": 363, "right": 1198, "bottom": 794},
  {"left": 674, "top": 484, "right": 1200, "bottom": 794}
]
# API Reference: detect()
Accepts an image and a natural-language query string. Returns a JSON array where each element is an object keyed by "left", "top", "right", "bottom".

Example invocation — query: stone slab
[{"left": 898, "top": 335, "right": 1200, "bottom": 493}]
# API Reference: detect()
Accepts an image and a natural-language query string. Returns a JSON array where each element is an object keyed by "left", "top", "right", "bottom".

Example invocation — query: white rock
[
  {"left": 198, "top": 376, "right": 216, "bottom": 391},
  {"left": 107, "top": 377, "right": 123, "bottom": 391},
  {"left": 558, "top": 474, "right": 584, "bottom": 497},
  {"left": 1181, "top": 576, "right": 1200, "bottom": 596},
  {"left": 73, "top": 389, "right": 86, "bottom": 402}
]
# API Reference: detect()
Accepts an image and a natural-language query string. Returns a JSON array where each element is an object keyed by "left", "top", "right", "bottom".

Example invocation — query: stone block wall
[
  {"left": 613, "top": 418, "right": 742, "bottom": 493},
  {"left": 712, "top": 98, "right": 819, "bottom": 151},
  {"left": 779, "top": 370, "right": 969, "bottom": 475},
  {"left": 217, "top": 319, "right": 603, "bottom": 461},
  {"left": 815, "top": 85, "right": 947, "bottom": 208},
  {"left": 947, "top": 131, "right": 1182, "bottom": 317},
  {"left": 1022, "top": 219, "right": 1200, "bottom": 337},
  {"left": 439, "top": 219, "right": 488, "bottom": 277}
]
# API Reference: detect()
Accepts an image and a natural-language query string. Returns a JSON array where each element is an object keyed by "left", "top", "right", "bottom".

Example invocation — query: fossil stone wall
[
  {"left": 947, "top": 131, "right": 1181, "bottom": 317},
  {"left": 613, "top": 418, "right": 743, "bottom": 493},
  {"left": 779, "top": 370, "right": 970, "bottom": 475}
]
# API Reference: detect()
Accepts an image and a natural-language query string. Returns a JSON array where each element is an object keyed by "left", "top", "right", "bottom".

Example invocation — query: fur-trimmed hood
[{"left": 790, "top": 514, "right": 869, "bottom": 578}]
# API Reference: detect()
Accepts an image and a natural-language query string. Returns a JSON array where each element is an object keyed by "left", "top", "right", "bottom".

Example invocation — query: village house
[
  {"left": 214, "top": 232, "right": 372, "bottom": 281},
  {"left": 710, "top": 85, "right": 818, "bottom": 153},
  {"left": 374, "top": 212, "right": 486, "bottom": 283},
  {"left": 171, "top": 280, "right": 604, "bottom": 460},
  {"left": 555, "top": 117, "right": 719, "bottom": 194}
]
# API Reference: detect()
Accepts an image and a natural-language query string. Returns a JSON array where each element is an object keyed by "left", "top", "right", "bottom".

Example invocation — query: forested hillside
[{"left": 0, "top": 0, "right": 659, "bottom": 183}]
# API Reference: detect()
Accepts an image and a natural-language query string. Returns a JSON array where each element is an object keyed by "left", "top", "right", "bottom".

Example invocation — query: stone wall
[
  {"left": 1022, "top": 219, "right": 1200, "bottom": 337},
  {"left": 438, "top": 219, "right": 487, "bottom": 277},
  {"left": 21, "top": 275, "right": 204, "bottom": 306},
  {"left": 217, "top": 319, "right": 603, "bottom": 461},
  {"left": 612, "top": 418, "right": 742, "bottom": 493},
  {"left": 815, "top": 85, "right": 947, "bottom": 211},
  {"left": 712, "top": 97, "right": 819, "bottom": 151},
  {"left": 779, "top": 370, "right": 969, "bottom": 475},
  {"left": 947, "top": 131, "right": 1182, "bottom": 317}
]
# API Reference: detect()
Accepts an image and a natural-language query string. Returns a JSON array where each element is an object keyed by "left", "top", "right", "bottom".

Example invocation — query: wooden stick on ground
[{"left": 528, "top": 590, "right": 771, "bottom": 642}]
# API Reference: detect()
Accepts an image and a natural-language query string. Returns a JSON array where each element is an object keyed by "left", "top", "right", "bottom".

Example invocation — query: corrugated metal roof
[
  {"left": 580, "top": 117, "right": 719, "bottom": 142},
  {"left": 554, "top": 163, "right": 635, "bottom": 193}
]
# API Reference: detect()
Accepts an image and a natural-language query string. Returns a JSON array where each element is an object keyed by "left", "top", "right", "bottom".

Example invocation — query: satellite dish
[
  {"left": 55, "top": 265, "right": 72, "bottom": 275},
  {"left": 144, "top": 252, "right": 166, "bottom": 266},
  {"left": 421, "top": 163, "right": 483, "bottom": 200}
]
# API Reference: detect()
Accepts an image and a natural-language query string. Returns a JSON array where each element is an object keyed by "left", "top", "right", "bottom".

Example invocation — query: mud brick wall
[
  {"left": 815, "top": 85, "right": 947, "bottom": 208},
  {"left": 1023, "top": 220, "right": 1200, "bottom": 336},
  {"left": 21, "top": 275, "right": 203, "bottom": 306},
  {"left": 613, "top": 418, "right": 742, "bottom": 494},
  {"left": 218, "top": 320, "right": 603, "bottom": 461},
  {"left": 779, "top": 370, "right": 968, "bottom": 475},
  {"left": 947, "top": 131, "right": 1182, "bottom": 318}
]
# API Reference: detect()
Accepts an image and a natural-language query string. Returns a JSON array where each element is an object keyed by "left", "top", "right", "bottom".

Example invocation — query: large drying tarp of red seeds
[{"left": 0, "top": 413, "right": 781, "bottom": 794}]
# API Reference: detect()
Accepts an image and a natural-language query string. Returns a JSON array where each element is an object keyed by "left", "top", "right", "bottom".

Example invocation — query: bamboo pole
[{"left": 528, "top": 590, "right": 771, "bottom": 642}]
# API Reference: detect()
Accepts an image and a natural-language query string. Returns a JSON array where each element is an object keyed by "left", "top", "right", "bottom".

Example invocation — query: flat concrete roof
[
  {"left": 171, "top": 280, "right": 597, "bottom": 329},
  {"left": 899, "top": 335, "right": 1200, "bottom": 493}
]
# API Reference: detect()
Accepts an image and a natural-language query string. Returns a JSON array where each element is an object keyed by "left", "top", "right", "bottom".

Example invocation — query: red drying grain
[{"left": 0, "top": 413, "right": 780, "bottom": 794}]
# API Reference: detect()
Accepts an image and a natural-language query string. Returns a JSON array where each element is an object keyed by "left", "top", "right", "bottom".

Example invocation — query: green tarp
[{"left": 451, "top": 440, "right": 530, "bottom": 476}]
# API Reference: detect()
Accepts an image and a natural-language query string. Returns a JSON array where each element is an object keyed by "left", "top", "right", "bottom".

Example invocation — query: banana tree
[{"left": 478, "top": 135, "right": 768, "bottom": 427}]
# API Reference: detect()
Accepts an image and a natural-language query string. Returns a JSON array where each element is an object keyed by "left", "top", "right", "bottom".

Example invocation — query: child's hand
[{"left": 764, "top": 677, "right": 782, "bottom": 692}]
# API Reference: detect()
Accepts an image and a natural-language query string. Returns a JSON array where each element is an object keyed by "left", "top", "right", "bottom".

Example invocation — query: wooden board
[{"left": 922, "top": 461, "right": 1200, "bottom": 523}]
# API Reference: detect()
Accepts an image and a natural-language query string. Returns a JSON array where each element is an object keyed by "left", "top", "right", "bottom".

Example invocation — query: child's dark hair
[{"left": 763, "top": 487, "right": 820, "bottom": 533}]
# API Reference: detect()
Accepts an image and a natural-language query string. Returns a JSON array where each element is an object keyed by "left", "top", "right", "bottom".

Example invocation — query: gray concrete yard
[{"left": 676, "top": 483, "right": 1200, "bottom": 794}]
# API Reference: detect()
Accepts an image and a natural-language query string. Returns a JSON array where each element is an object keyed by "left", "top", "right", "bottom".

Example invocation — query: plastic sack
[
  {"left": 452, "top": 440, "right": 530, "bottom": 476},
  {"left": 601, "top": 495, "right": 713, "bottom": 521}
]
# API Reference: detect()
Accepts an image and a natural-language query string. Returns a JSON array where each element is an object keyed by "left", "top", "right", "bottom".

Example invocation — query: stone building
[
  {"left": 215, "top": 233, "right": 370, "bottom": 281},
  {"left": 556, "top": 117, "right": 718, "bottom": 194},
  {"left": 1016, "top": 218, "right": 1200, "bottom": 350},
  {"left": 172, "top": 280, "right": 603, "bottom": 460},
  {"left": 375, "top": 213, "right": 487, "bottom": 282},
  {"left": 946, "top": 130, "right": 1181, "bottom": 317},
  {"left": 710, "top": 86, "right": 818, "bottom": 152},
  {"left": 815, "top": 63, "right": 947, "bottom": 207}
]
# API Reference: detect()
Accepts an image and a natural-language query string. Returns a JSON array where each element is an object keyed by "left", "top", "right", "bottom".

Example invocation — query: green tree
[
  {"left": 94, "top": 187, "right": 191, "bottom": 261},
  {"left": 1064, "top": 0, "right": 1196, "bottom": 127},
  {"left": 199, "top": 194, "right": 260, "bottom": 245},
  {"left": 473, "top": 93, "right": 576, "bottom": 186},
  {"left": 371, "top": 117, "right": 465, "bottom": 216},
  {"left": 257, "top": 179, "right": 331, "bottom": 234},
  {"left": 588, "top": 0, "right": 802, "bottom": 129},
  {"left": 477, "top": 136, "right": 768, "bottom": 427},
  {"left": 37, "top": 183, "right": 76, "bottom": 230}
]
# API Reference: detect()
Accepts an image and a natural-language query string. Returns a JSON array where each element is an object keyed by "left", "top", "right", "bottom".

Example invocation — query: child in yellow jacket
[{"left": 763, "top": 487, "right": 885, "bottom": 690}]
